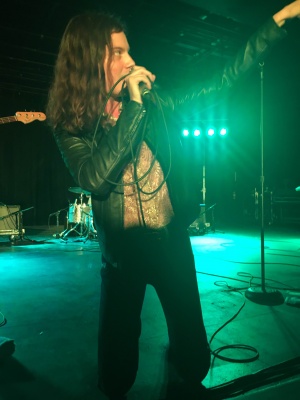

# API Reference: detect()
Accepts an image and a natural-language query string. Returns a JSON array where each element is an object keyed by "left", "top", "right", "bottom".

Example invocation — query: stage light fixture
[
  {"left": 207, "top": 128, "right": 215, "bottom": 136},
  {"left": 181, "top": 121, "right": 229, "bottom": 138}
]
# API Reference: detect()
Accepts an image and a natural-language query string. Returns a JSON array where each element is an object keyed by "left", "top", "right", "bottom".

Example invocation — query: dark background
[{"left": 1, "top": 0, "right": 300, "bottom": 226}]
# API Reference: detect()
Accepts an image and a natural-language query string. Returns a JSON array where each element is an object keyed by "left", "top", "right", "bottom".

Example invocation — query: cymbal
[{"left": 68, "top": 187, "right": 91, "bottom": 196}]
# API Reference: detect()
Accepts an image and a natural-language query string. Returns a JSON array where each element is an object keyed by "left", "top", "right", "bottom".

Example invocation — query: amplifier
[{"left": 0, "top": 205, "right": 21, "bottom": 235}]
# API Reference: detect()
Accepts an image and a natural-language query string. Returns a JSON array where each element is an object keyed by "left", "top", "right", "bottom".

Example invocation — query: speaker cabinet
[{"left": 0, "top": 205, "right": 21, "bottom": 235}]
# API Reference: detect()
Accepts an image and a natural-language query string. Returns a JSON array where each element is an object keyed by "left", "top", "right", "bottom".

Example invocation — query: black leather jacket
[{"left": 54, "top": 18, "right": 286, "bottom": 263}]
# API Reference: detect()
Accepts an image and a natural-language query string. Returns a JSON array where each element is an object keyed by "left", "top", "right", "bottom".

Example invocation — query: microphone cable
[
  {"left": 208, "top": 289, "right": 259, "bottom": 364},
  {"left": 89, "top": 72, "right": 172, "bottom": 194}
]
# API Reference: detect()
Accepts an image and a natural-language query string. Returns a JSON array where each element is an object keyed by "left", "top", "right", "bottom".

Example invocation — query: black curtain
[{"left": 0, "top": 92, "right": 75, "bottom": 226}]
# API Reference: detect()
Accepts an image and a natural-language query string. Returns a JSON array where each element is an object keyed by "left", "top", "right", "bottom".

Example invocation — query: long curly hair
[{"left": 46, "top": 12, "right": 126, "bottom": 134}]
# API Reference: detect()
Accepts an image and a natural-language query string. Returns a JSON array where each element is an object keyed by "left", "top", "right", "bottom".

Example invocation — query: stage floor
[{"left": 0, "top": 222, "right": 300, "bottom": 399}]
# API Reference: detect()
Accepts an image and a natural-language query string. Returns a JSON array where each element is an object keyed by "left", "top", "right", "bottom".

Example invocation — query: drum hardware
[
  {"left": 68, "top": 187, "right": 91, "bottom": 196},
  {"left": 81, "top": 206, "right": 97, "bottom": 240},
  {"left": 59, "top": 190, "right": 97, "bottom": 241}
]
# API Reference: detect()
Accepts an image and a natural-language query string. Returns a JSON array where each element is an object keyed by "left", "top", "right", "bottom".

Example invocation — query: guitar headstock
[{"left": 15, "top": 111, "right": 47, "bottom": 124}]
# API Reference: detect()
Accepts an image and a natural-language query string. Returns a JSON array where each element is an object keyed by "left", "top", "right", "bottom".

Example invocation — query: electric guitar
[{"left": 0, "top": 111, "right": 46, "bottom": 125}]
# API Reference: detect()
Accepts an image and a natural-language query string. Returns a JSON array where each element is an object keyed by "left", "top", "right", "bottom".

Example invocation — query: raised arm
[{"left": 273, "top": 0, "right": 300, "bottom": 27}]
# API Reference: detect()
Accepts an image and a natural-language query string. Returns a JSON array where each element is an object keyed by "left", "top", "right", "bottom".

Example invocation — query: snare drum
[{"left": 68, "top": 201, "right": 85, "bottom": 223}]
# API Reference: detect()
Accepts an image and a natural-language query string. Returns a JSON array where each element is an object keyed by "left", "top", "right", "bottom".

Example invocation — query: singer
[{"left": 46, "top": 2, "right": 300, "bottom": 399}]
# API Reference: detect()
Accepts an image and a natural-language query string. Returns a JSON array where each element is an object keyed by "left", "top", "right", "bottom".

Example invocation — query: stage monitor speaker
[{"left": 0, "top": 205, "right": 20, "bottom": 232}]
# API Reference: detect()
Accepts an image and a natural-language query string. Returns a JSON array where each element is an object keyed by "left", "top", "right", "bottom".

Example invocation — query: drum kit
[{"left": 59, "top": 187, "right": 97, "bottom": 240}]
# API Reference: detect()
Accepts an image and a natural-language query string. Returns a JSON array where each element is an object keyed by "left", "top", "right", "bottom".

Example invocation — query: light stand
[
  {"left": 199, "top": 137, "right": 218, "bottom": 234},
  {"left": 202, "top": 164, "right": 207, "bottom": 227},
  {"left": 245, "top": 63, "right": 284, "bottom": 305}
]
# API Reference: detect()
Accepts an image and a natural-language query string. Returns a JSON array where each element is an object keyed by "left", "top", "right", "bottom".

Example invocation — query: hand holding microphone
[{"left": 125, "top": 66, "right": 156, "bottom": 104}]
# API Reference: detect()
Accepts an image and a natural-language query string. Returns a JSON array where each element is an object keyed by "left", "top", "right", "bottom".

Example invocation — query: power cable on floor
[
  {"left": 199, "top": 266, "right": 300, "bottom": 364},
  {"left": 197, "top": 270, "right": 300, "bottom": 292},
  {"left": 208, "top": 290, "right": 259, "bottom": 364}
]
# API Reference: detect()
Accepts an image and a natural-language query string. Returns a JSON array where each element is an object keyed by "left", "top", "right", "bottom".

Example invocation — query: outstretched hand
[{"left": 273, "top": 0, "right": 300, "bottom": 26}]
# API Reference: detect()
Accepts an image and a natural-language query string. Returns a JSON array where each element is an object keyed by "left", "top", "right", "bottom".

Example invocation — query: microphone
[
  {"left": 119, "top": 81, "right": 157, "bottom": 101},
  {"left": 139, "top": 82, "right": 151, "bottom": 97}
]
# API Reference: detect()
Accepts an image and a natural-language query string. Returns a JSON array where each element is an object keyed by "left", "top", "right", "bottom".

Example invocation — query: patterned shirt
[{"left": 123, "top": 141, "right": 174, "bottom": 229}]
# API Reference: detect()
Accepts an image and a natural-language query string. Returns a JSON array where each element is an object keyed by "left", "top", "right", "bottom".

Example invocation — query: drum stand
[
  {"left": 83, "top": 209, "right": 97, "bottom": 242},
  {"left": 61, "top": 214, "right": 96, "bottom": 241},
  {"left": 60, "top": 219, "right": 87, "bottom": 240}
]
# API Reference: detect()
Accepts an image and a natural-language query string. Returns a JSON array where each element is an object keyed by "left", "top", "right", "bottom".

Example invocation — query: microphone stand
[
  {"left": 49, "top": 207, "right": 68, "bottom": 238},
  {"left": 245, "top": 63, "right": 284, "bottom": 305}
]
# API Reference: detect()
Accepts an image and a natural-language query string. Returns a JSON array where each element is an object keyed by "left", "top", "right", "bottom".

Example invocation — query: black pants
[{"left": 98, "top": 225, "right": 210, "bottom": 398}]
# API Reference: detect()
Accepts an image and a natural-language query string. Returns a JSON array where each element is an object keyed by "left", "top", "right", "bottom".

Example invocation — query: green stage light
[
  {"left": 207, "top": 128, "right": 215, "bottom": 136},
  {"left": 220, "top": 127, "right": 227, "bottom": 136}
]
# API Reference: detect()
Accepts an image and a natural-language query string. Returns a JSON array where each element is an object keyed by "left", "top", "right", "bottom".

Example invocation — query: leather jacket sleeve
[
  {"left": 54, "top": 101, "right": 146, "bottom": 198},
  {"left": 158, "top": 18, "right": 287, "bottom": 111}
]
